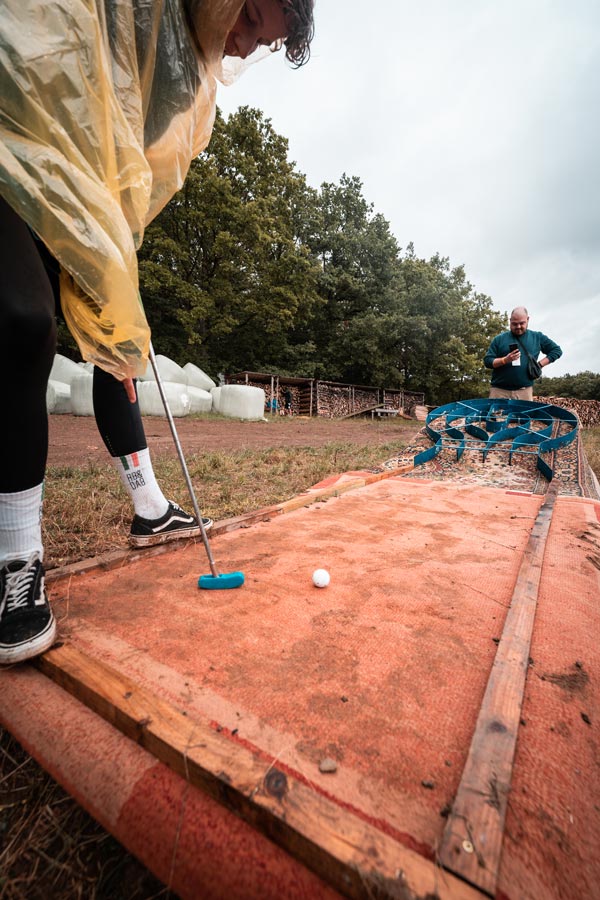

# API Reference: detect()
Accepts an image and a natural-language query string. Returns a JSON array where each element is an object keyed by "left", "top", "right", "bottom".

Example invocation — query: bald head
[{"left": 510, "top": 307, "right": 529, "bottom": 336}]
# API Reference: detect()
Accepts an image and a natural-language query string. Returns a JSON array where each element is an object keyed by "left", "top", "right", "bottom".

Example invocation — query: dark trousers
[{"left": 0, "top": 195, "right": 146, "bottom": 492}]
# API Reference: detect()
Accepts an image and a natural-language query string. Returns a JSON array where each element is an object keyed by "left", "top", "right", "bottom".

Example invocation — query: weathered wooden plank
[
  {"left": 36, "top": 643, "right": 483, "bottom": 900},
  {"left": 438, "top": 482, "right": 558, "bottom": 895}
]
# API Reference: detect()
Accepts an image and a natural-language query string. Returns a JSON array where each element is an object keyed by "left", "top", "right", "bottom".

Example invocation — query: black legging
[{"left": 0, "top": 195, "right": 146, "bottom": 492}]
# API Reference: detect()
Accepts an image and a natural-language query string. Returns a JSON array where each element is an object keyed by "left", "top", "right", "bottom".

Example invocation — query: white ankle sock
[
  {"left": 0, "top": 483, "right": 44, "bottom": 565},
  {"left": 111, "top": 448, "right": 169, "bottom": 520}
]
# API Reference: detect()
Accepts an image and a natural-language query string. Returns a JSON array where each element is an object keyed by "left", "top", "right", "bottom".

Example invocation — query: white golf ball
[{"left": 312, "top": 568, "right": 330, "bottom": 588}]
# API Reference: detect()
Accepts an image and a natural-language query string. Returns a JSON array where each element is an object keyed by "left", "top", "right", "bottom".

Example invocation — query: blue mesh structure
[{"left": 414, "top": 399, "right": 578, "bottom": 481}]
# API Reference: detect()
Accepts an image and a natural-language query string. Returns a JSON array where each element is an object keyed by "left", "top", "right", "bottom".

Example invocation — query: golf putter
[{"left": 148, "top": 345, "right": 244, "bottom": 589}]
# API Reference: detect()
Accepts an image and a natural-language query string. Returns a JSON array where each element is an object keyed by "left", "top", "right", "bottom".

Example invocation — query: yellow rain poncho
[{"left": 0, "top": 0, "right": 244, "bottom": 378}]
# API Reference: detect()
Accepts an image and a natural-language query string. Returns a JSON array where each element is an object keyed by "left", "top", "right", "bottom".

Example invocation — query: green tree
[
  {"left": 296, "top": 174, "right": 505, "bottom": 403},
  {"left": 298, "top": 175, "right": 405, "bottom": 380},
  {"left": 535, "top": 371, "right": 600, "bottom": 400},
  {"left": 138, "top": 107, "right": 322, "bottom": 374},
  {"left": 135, "top": 106, "right": 510, "bottom": 405},
  {"left": 390, "top": 250, "right": 504, "bottom": 405}
]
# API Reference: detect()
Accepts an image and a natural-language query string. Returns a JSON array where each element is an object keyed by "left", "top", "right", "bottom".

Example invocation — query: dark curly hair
[{"left": 281, "top": 0, "right": 315, "bottom": 67}]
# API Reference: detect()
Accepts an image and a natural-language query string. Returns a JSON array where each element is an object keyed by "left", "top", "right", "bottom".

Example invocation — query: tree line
[
  {"left": 535, "top": 371, "right": 600, "bottom": 401},
  {"left": 58, "top": 106, "right": 597, "bottom": 405}
]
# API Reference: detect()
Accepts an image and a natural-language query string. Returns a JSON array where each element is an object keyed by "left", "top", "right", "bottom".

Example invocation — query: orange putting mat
[{"left": 2, "top": 477, "right": 599, "bottom": 899}]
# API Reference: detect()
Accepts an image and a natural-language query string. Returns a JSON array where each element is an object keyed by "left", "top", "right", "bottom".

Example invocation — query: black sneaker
[
  {"left": 129, "top": 501, "right": 213, "bottom": 547},
  {"left": 0, "top": 553, "right": 57, "bottom": 665}
]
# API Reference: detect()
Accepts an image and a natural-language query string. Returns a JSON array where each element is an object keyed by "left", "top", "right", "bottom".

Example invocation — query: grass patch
[
  {"left": 43, "top": 439, "right": 409, "bottom": 567},
  {"left": 581, "top": 426, "right": 600, "bottom": 481},
  {"left": 42, "top": 424, "right": 600, "bottom": 569}
]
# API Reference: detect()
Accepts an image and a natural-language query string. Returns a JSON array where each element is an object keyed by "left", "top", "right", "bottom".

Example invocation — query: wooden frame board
[
  {"left": 35, "top": 643, "right": 484, "bottom": 900},
  {"left": 438, "top": 483, "right": 559, "bottom": 895}
]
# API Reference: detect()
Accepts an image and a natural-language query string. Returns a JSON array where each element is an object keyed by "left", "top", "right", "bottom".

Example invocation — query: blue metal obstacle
[{"left": 414, "top": 399, "right": 578, "bottom": 481}]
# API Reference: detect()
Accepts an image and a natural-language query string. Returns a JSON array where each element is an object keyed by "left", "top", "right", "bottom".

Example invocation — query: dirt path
[{"left": 48, "top": 414, "right": 421, "bottom": 467}]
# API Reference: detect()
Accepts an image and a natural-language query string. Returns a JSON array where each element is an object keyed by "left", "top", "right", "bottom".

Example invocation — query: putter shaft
[{"left": 148, "top": 345, "right": 219, "bottom": 578}]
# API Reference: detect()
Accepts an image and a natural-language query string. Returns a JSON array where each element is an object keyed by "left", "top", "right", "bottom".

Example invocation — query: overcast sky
[{"left": 216, "top": 0, "right": 600, "bottom": 377}]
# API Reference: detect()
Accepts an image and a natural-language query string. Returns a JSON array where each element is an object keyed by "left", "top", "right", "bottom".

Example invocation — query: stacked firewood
[
  {"left": 316, "top": 384, "right": 379, "bottom": 418},
  {"left": 316, "top": 385, "right": 429, "bottom": 418},
  {"left": 534, "top": 396, "right": 600, "bottom": 428},
  {"left": 226, "top": 372, "right": 426, "bottom": 419},
  {"left": 403, "top": 392, "right": 427, "bottom": 416},
  {"left": 412, "top": 405, "right": 429, "bottom": 421}
]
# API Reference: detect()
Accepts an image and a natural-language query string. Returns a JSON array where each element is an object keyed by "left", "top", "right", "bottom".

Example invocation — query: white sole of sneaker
[
  {"left": 0, "top": 615, "right": 57, "bottom": 665},
  {"left": 128, "top": 521, "right": 213, "bottom": 548}
]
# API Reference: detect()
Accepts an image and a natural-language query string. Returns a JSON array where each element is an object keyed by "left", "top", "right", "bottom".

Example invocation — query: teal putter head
[{"left": 198, "top": 571, "right": 245, "bottom": 590}]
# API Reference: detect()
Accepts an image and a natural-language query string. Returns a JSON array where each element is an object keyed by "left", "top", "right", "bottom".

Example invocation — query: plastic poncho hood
[{"left": 0, "top": 0, "right": 244, "bottom": 378}]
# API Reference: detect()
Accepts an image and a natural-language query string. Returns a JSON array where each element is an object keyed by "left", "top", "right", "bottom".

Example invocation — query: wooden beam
[
  {"left": 438, "top": 482, "right": 559, "bottom": 895},
  {"left": 36, "top": 644, "right": 483, "bottom": 900},
  {"left": 341, "top": 404, "right": 380, "bottom": 420}
]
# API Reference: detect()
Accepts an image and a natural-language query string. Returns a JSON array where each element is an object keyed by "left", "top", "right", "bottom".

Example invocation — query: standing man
[{"left": 484, "top": 307, "right": 562, "bottom": 400}]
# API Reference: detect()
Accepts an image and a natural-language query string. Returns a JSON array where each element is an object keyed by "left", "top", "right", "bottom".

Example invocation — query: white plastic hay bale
[
  {"left": 183, "top": 363, "right": 216, "bottom": 392},
  {"left": 47, "top": 379, "right": 72, "bottom": 414},
  {"left": 137, "top": 380, "right": 191, "bottom": 417},
  {"left": 52, "top": 381, "right": 73, "bottom": 414},
  {"left": 213, "top": 384, "right": 265, "bottom": 420},
  {"left": 138, "top": 354, "right": 188, "bottom": 385},
  {"left": 210, "top": 385, "right": 222, "bottom": 413},
  {"left": 186, "top": 386, "right": 213, "bottom": 414},
  {"left": 70, "top": 373, "right": 94, "bottom": 416},
  {"left": 50, "top": 353, "right": 85, "bottom": 386},
  {"left": 46, "top": 381, "right": 57, "bottom": 414}
]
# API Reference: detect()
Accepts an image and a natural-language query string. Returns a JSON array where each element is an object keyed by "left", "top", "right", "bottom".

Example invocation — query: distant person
[
  {"left": 484, "top": 307, "right": 562, "bottom": 400},
  {"left": 0, "top": 0, "right": 315, "bottom": 665},
  {"left": 283, "top": 388, "right": 293, "bottom": 415}
]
